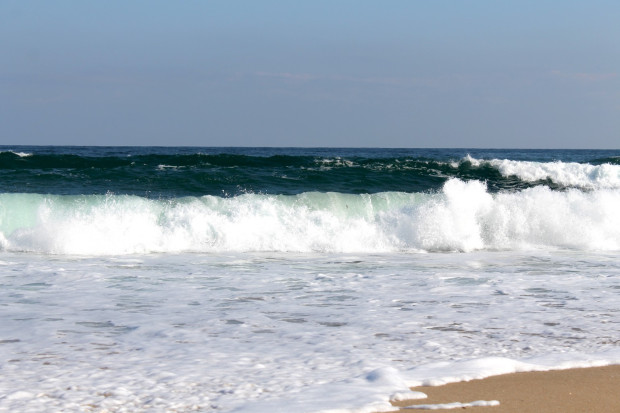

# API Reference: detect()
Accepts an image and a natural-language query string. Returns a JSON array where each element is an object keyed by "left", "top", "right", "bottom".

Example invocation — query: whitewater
[
  {"left": 1, "top": 179, "right": 620, "bottom": 255},
  {"left": 1, "top": 147, "right": 620, "bottom": 412}
]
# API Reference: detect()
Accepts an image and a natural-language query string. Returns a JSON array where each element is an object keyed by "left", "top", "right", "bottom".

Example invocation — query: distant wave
[
  {"left": 1, "top": 179, "right": 619, "bottom": 255},
  {"left": 0, "top": 150, "right": 32, "bottom": 158},
  {"left": 5, "top": 150, "right": 620, "bottom": 196},
  {"left": 465, "top": 156, "right": 620, "bottom": 190}
]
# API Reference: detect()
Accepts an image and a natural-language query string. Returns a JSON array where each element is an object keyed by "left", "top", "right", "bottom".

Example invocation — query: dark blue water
[{"left": 1, "top": 146, "right": 619, "bottom": 197}]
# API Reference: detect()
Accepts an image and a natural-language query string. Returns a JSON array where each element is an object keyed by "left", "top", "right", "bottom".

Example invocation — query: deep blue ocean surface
[{"left": 1, "top": 147, "right": 618, "bottom": 197}]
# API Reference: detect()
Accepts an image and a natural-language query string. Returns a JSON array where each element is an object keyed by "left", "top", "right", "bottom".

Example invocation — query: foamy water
[
  {"left": 465, "top": 155, "right": 620, "bottom": 189},
  {"left": 1, "top": 179, "right": 619, "bottom": 255},
  {"left": 1, "top": 249, "right": 620, "bottom": 412},
  {"left": 2, "top": 148, "right": 620, "bottom": 412}
]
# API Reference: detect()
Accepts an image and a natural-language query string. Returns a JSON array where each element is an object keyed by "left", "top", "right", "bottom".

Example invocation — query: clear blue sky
[{"left": 1, "top": 1, "right": 619, "bottom": 147}]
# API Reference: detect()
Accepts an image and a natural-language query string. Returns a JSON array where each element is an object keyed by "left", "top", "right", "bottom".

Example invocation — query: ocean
[{"left": 1, "top": 146, "right": 619, "bottom": 412}]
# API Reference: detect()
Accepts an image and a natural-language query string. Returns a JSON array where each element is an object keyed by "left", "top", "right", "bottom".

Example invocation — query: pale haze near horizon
[{"left": 1, "top": 1, "right": 619, "bottom": 148}]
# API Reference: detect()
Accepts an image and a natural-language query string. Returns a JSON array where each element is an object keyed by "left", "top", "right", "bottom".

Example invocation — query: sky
[{"left": 1, "top": 1, "right": 619, "bottom": 148}]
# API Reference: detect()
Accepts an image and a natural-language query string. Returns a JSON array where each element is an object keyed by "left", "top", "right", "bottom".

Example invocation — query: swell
[
  {"left": 4, "top": 150, "right": 618, "bottom": 196},
  {"left": 1, "top": 179, "right": 619, "bottom": 255}
]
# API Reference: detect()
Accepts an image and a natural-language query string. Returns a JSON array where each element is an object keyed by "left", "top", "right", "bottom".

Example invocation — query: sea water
[{"left": 0, "top": 147, "right": 619, "bottom": 412}]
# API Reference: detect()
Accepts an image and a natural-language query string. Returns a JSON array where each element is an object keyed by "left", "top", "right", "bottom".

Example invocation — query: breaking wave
[
  {"left": 465, "top": 156, "right": 620, "bottom": 190},
  {"left": 1, "top": 179, "right": 619, "bottom": 255}
]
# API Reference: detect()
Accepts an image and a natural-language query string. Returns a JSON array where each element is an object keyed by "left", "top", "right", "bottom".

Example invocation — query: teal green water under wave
[{"left": 0, "top": 147, "right": 619, "bottom": 197}]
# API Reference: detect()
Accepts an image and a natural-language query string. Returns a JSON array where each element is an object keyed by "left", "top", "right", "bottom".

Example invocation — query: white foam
[
  {"left": 390, "top": 391, "right": 428, "bottom": 401},
  {"left": 1, "top": 180, "right": 619, "bottom": 255},
  {"left": 156, "top": 164, "right": 179, "bottom": 170},
  {"left": 465, "top": 155, "right": 620, "bottom": 189},
  {"left": 404, "top": 400, "right": 500, "bottom": 410},
  {"left": 1, "top": 249, "right": 620, "bottom": 412},
  {"left": 1, "top": 150, "right": 32, "bottom": 157},
  {"left": 317, "top": 157, "right": 356, "bottom": 168}
]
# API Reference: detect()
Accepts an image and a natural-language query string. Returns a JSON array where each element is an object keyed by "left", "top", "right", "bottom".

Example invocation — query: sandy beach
[{"left": 389, "top": 365, "right": 620, "bottom": 412}]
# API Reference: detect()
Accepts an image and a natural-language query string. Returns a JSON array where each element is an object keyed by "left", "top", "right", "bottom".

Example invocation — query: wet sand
[{"left": 389, "top": 365, "right": 620, "bottom": 412}]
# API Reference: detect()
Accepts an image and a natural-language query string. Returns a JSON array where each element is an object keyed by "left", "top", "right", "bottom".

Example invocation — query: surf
[{"left": 1, "top": 179, "right": 619, "bottom": 255}]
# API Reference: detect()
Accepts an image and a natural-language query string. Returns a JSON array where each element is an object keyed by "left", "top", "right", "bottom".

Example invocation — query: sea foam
[
  {"left": 1, "top": 179, "right": 619, "bottom": 255},
  {"left": 465, "top": 156, "right": 620, "bottom": 189}
]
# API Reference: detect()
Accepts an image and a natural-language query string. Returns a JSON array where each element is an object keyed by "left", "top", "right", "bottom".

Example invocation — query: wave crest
[
  {"left": 1, "top": 180, "right": 619, "bottom": 255},
  {"left": 465, "top": 156, "right": 620, "bottom": 189}
]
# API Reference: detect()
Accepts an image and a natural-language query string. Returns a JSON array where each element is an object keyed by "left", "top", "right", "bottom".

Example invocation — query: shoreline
[{"left": 388, "top": 365, "right": 620, "bottom": 412}]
